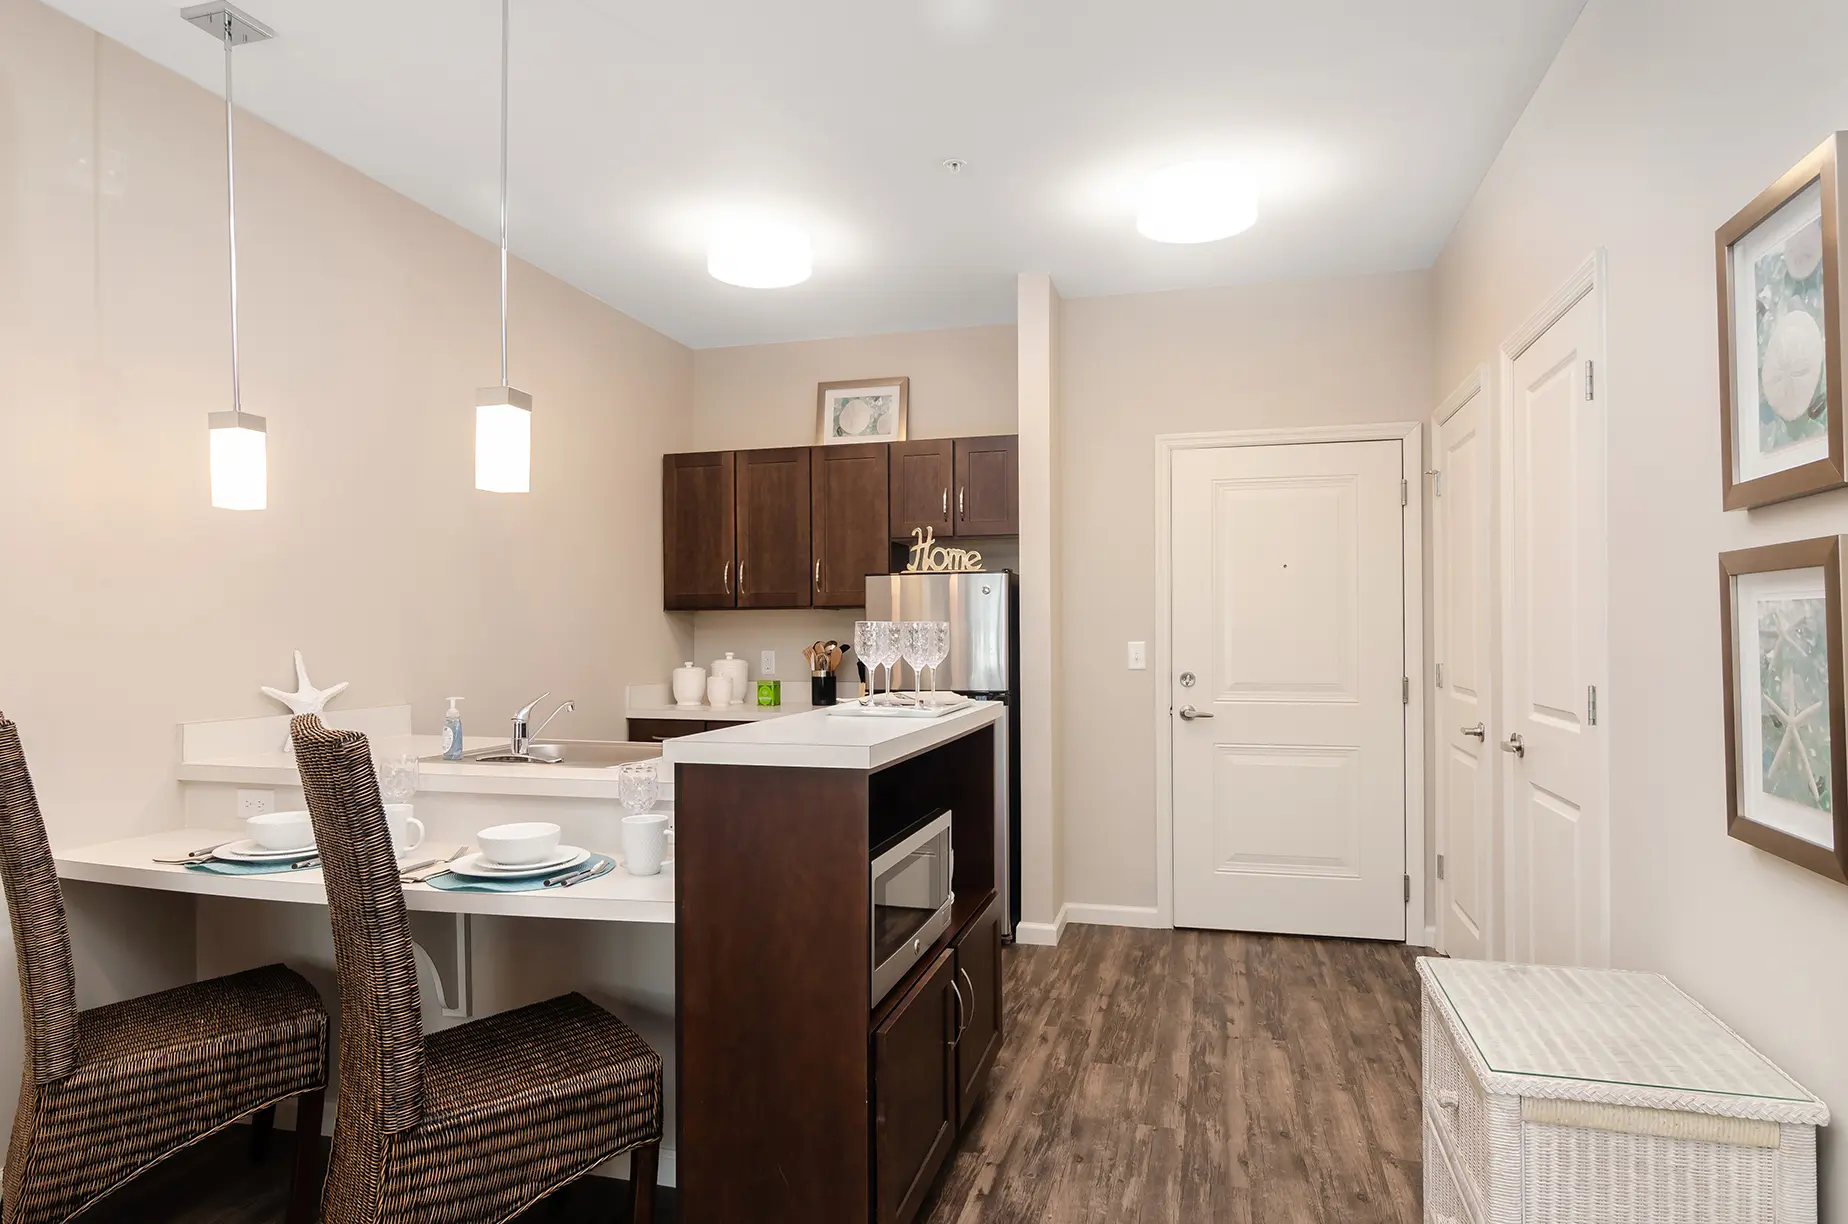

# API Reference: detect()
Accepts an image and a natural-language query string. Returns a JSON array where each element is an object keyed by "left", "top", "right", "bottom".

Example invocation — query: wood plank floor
[{"left": 70, "top": 927, "right": 1424, "bottom": 1223}]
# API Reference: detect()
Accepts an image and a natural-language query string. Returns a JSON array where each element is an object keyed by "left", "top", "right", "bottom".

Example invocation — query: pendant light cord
[
  {"left": 499, "top": 0, "right": 510, "bottom": 387},
  {"left": 222, "top": 15, "right": 243, "bottom": 418}
]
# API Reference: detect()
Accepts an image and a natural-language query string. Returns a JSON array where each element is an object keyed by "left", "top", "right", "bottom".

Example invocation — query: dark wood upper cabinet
[
  {"left": 736, "top": 447, "right": 813, "bottom": 609},
  {"left": 873, "top": 948, "right": 958, "bottom": 1224},
  {"left": 954, "top": 436, "right": 1019, "bottom": 537},
  {"left": 663, "top": 451, "right": 737, "bottom": 610},
  {"left": 888, "top": 440, "right": 955, "bottom": 543},
  {"left": 812, "top": 443, "right": 890, "bottom": 608},
  {"left": 952, "top": 895, "right": 1003, "bottom": 1126}
]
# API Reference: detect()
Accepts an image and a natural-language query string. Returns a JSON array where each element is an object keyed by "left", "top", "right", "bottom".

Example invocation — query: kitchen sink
[{"left": 433, "top": 740, "right": 663, "bottom": 768}]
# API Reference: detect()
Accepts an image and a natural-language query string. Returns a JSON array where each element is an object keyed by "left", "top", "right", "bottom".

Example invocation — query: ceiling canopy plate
[{"left": 180, "top": 2, "right": 274, "bottom": 45}]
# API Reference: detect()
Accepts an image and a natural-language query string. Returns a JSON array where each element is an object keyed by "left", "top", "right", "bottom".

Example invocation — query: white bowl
[
  {"left": 477, "top": 821, "right": 562, "bottom": 866},
  {"left": 248, "top": 810, "right": 315, "bottom": 852}
]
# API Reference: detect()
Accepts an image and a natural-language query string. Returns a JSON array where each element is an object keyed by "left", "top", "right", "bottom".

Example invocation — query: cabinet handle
[
  {"left": 958, "top": 965, "right": 977, "bottom": 1029},
  {"left": 739, "top": 560, "right": 745, "bottom": 593},
  {"left": 958, "top": 486, "right": 965, "bottom": 518},
  {"left": 942, "top": 488, "right": 948, "bottom": 520},
  {"left": 815, "top": 558, "right": 822, "bottom": 594},
  {"left": 948, "top": 974, "right": 967, "bottom": 1044},
  {"left": 723, "top": 561, "right": 731, "bottom": 595}
]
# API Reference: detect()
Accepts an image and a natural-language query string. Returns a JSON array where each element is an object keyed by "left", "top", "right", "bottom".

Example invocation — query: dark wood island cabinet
[{"left": 668, "top": 708, "right": 1005, "bottom": 1224}]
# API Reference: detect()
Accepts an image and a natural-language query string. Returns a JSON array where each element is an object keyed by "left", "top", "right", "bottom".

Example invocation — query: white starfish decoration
[
  {"left": 1764, "top": 664, "right": 1826, "bottom": 806},
  {"left": 262, "top": 651, "right": 349, "bottom": 751}
]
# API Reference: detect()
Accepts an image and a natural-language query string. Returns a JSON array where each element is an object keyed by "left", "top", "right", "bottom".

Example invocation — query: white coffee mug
[
  {"left": 384, "top": 803, "right": 425, "bottom": 852},
  {"left": 622, "top": 813, "right": 671, "bottom": 876}
]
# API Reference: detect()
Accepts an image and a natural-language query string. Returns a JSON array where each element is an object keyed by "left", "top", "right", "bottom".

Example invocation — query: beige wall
[
  {"left": 1433, "top": 0, "right": 1848, "bottom": 1201},
  {"left": 0, "top": 0, "right": 692, "bottom": 1133},
  {"left": 1059, "top": 271, "right": 1436, "bottom": 912}
]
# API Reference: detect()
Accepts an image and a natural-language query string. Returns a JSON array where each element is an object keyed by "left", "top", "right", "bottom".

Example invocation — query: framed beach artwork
[
  {"left": 1720, "top": 537, "right": 1848, "bottom": 883},
  {"left": 817, "top": 377, "right": 908, "bottom": 446},
  {"left": 1716, "top": 133, "right": 1848, "bottom": 509}
]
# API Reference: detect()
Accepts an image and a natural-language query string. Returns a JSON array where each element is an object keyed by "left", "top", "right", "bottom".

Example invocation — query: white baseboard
[
  {"left": 1012, "top": 902, "right": 1069, "bottom": 946},
  {"left": 1064, "top": 903, "right": 1167, "bottom": 929},
  {"left": 1420, "top": 924, "right": 1438, "bottom": 952}
]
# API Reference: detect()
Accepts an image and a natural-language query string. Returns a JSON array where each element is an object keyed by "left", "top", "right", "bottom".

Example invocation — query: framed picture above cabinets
[{"left": 662, "top": 433, "right": 1018, "bottom": 612}]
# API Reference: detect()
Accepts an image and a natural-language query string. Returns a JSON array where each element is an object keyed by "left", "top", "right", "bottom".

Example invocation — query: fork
[{"left": 402, "top": 846, "right": 469, "bottom": 884}]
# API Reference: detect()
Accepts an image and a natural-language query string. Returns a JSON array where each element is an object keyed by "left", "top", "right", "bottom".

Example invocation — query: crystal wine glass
[
  {"left": 617, "top": 761, "right": 659, "bottom": 816},
  {"left": 853, "top": 620, "right": 879, "bottom": 702},
  {"left": 900, "top": 621, "right": 932, "bottom": 703},
  {"left": 875, "top": 621, "right": 904, "bottom": 703},
  {"left": 927, "top": 621, "right": 951, "bottom": 703}
]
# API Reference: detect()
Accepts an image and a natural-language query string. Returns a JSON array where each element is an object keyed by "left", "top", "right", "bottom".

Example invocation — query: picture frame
[
  {"left": 1716, "top": 132, "right": 1848, "bottom": 509},
  {"left": 1719, "top": 536, "right": 1848, "bottom": 883},
  {"left": 816, "top": 377, "right": 908, "bottom": 446}
]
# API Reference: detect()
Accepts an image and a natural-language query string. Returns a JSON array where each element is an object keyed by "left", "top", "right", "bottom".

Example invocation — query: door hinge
[
  {"left": 1435, "top": 662, "right": 1445, "bottom": 689},
  {"left": 1588, "top": 684, "right": 1598, "bottom": 726},
  {"left": 1404, "top": 874, "right": 1412, "bottom": 904},
  {"left": 1436, "top": 854, "right": 1446, "bottom": 881},
  {"left": 1401, "top": 479, "right": 1409, "bottom": 507},
  {"left": 1402, "top": 676, "right": 1410, "bottom": 705},
  {"left": 1586, "top": 360, "right": 1595, "bottom": 400}
]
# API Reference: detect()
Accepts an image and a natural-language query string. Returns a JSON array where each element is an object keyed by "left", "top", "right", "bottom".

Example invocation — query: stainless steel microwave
[{"left": 871, "top": 811, "right": 954, "bottom": 1005}]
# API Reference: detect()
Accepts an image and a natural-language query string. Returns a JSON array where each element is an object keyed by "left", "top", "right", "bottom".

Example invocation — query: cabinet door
[
  {"left": 889, "top": 440, "right": 955, "bottom": 542},
  {"left": 628, "top": 718, "right": 703, "bottom": 743},
  {"left": 812, "top": 443, "right": 890, "bottom": 608},
  {"left": 736, "top": 447, "right": 812, "bottom": 609},
  {"left": 663, "top": 452, "right": 736, "bottom": 610},
  {"left": 954, "top": 436, "right": 1019, "bottom": 537},
  {"left": 952, "top": 896, "right": 1003, "bottom": 1126},
  {"left": 873, "top": 948, "right": 957, "bottom": 1224}
]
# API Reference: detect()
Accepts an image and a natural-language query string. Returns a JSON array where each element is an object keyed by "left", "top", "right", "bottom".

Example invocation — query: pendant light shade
[
  {"left": 184, "top": 2, "right": 274, "bottom": 511},
  {"left": 475, "top": 388, "right": 531, "bottom": 494},
  {"left": 209, "top": 410, "right": 267, "bottom": 510},
  {"left": 475, "top": 0, "right": 532, "bottom": 493}
]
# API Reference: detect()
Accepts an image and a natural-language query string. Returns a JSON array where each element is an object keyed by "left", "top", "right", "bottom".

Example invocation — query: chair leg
[
  {"left": 628, "top": 1141, "right": 659, "bottom": 1224},
  {"left": 286, "top": 1087, "right": 326, "bottom": 1224},
  {"left": 248, "top": 1105, "right": 276, "bottom": 1162}
]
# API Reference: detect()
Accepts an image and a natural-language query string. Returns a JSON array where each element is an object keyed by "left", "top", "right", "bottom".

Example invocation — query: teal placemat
[
  {"left": 422, "top": 854, "right": 616, "bottom": 893},
  {"left": 187, "top": 857, "right": 317, "bottom": 876}
]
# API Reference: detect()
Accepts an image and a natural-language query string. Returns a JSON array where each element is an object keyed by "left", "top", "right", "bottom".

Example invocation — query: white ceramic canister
[
  {"left": 705, "top": 674, "right": 733, "bottom": 707},
  {"left": 711, "top": 652, "right": 750, "bottom": 705},
  {"left": 671, "top": 662, "right": 707, "bottom": 708}
]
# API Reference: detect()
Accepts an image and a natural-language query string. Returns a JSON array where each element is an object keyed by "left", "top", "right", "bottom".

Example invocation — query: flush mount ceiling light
[
  {"left": 706, "top": 217, "right": 813, "bottom": 288},
  {"left": 1135, "top": 161, "right": 1260, "bottom": 244},
  {"left": 183, "top": 2, "right": 272, "bottom": 510},
  {"left": 475, "top": 0, "right": 531, "bottom": 494}
]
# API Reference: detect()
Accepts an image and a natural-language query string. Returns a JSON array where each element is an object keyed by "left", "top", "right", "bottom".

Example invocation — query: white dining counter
[
  {"left": 55, "top": 828, "right": 675, "bottom": 924},
  {"left": 660, "top": 699, "right": 1003, "bottom": 771}
]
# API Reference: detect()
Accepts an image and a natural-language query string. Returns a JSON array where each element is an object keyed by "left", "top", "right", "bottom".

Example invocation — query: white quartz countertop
[
  {"left": 625, "top": 701, "right": 811, "bottom": 724},
  {"left": 661, "top": 700, "right": 1002, "bottom": 771},
  {"left": 56, "top": 829, "right": 674, "bottom": 923}
]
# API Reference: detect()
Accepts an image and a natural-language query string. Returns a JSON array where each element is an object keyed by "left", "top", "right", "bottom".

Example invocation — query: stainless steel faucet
[{"left": 510, "top": 692, "right": 575, "bottom": 757}]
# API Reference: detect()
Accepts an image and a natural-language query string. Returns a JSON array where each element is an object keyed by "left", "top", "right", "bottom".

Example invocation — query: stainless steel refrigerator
[{"left": 865, "top": 571, "right": 1021, "bottom": 939}]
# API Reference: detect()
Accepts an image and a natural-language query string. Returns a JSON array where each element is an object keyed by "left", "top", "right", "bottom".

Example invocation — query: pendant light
[
  {"left": 183, "top": 2, "right": 273, "bottom": 511},
  {"left": 475, "top": 0, "right": 531, "bottom": 494}
]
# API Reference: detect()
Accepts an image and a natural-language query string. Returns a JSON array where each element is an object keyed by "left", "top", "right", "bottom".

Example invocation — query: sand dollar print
[{"left": 1763, "top": 308, "right": 1826, "bottom": 422}]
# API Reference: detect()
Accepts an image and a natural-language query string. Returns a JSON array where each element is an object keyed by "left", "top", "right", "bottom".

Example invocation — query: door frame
[
  {"left": 1431, "top": 365, "right": 1495, "bottom": 958},
  {"left": 1496, "top": 249, "right": 1612, "bottom": 967},
  {"left": 1153, "top": 423, "right": 1427, "bottom": 942}
]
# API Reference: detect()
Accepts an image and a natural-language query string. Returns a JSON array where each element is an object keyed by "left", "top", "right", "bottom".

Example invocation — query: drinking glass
[
  {"left": 617, "top": 762, "right": 660, "bottom": 816},
  {"left": 375, "top": 752, "right": 420, "bottom": 804},
  {"left": 900, "top": 621, "right": 932, "bottom": 702},
  {"left": 927, "top": 621, "right": 951, "bottom": 702},
  {"left": 875, "top": 621, "right": 904, "bottom": 702},
  {"left": 854, "top": 620, "right": 879, "bottom": 701}
]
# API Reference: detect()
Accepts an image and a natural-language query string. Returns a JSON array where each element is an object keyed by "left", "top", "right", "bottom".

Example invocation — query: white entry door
[
  {"left": 1435, "top": 386, "right": 1494, "bottom": 961},
  {"left": 1171, "top": 440, "right": 1407, "bottom": 939},
  {"left": 1504, "top": 289, "right": 1609, "bottom": 968}
]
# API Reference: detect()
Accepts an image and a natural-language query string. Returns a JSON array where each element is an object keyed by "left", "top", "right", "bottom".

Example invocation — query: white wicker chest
[{"left": 1418, "top": 958, "right": 1828, "bottom": 1224}]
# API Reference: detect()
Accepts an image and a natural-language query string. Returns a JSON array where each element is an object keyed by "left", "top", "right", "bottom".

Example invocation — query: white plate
[
  {"left": 213, "top": 839, "right": 318, "bottom": 863},
  {"left": 447, "top": 847, "right": 590, "bottom": 879}
]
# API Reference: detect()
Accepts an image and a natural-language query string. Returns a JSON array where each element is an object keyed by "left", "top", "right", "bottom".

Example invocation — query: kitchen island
[{"left": 665, "top": 701, "right": 1005, "bottom": 1224}]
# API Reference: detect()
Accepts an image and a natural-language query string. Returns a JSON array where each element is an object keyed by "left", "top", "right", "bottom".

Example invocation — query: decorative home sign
[
  {"left": 817, "top": 377, "right": 908, "bottom": 446},
  {"left": 1716, "top": 132, "right": 1848, "bottom": 509},
  {"left": 903, "top": 526, "right": 983, "bottom": 573},
  {"left": 1720, "top": 537, "right": 1848, "bottom": 883}
]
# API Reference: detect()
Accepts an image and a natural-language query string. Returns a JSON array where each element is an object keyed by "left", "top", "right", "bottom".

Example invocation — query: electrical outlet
[
  {"left": 1127, "top": 641, "right": 1147, "bottom": 670},
  {"left": 236, "top": 789, "right": 275, "bottom": 818},
  {"left": 760, "top": 650, "right": 776, "bottom": 676}
]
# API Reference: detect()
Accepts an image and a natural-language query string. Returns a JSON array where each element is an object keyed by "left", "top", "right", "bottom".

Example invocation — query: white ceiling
[{"left": 44, "top": 0, "right": 1586, "bottom": 349}]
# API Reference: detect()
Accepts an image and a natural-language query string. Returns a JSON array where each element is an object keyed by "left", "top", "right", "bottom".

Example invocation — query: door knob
[
  {"left": 1179, "top": 705, "right": 1214, "bottom": 721},
  {"left": 1461, "top": 722, "right": 1486, "bottom": 740},
  {"left": 1501, "top": 732, "right": 1525, "bottom": 757}
]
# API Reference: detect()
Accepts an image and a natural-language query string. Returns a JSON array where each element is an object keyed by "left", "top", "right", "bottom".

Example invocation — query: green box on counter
[{"left": 755, "top": 679, "right": 781, "bottom": 707}]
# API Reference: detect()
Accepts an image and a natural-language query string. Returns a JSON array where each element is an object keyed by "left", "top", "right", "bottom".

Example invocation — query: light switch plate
[
  {"left": 760, "top": 650, "right": 776, "bottom": 676},
  {"left": 1127, "top": 641, "right": 1147, "bottom": 670}
]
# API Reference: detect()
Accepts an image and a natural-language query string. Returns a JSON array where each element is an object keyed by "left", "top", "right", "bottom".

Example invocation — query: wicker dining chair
[
  {"left": 0, "top": 716, "right": 329, "bottom": 1224},
  {"left": 288, "top": 714, "right": 664, "bottom": 1224}
]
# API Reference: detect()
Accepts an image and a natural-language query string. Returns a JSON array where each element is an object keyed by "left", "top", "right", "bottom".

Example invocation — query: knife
[
  {"left": 289, "top": 856, "right": 322, "bottom": 871},
  {"left": 544, "top": 858, "right": 614, "bottom": 888}
]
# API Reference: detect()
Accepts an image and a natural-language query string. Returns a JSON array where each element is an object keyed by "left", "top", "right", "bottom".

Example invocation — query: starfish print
[{"left": 1764, "top": 665, "right": 1826, "bottom": 805}]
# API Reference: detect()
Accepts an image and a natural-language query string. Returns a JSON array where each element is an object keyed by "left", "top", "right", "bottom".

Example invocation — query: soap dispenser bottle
[{"left": 442, "top": 697, "right": 465, "bottom": 760}]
